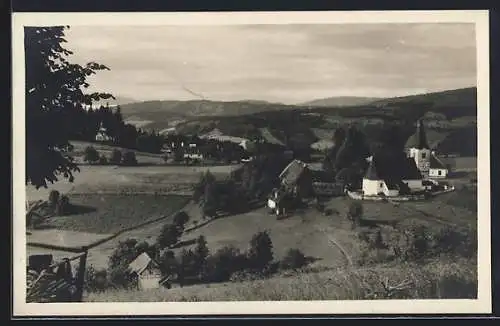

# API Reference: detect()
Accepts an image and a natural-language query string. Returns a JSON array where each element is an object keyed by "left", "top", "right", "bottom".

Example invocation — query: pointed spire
[{"left": 416, "top": 119, "right": 429, "bottom": 149}]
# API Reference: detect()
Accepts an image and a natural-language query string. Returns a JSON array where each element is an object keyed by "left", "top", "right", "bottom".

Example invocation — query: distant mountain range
[
  {"left": 299, "top": 96, "right": 383, "bottom": 107},
  {"left": 115, "top": 87, "right": 477, "bottom": 130}
]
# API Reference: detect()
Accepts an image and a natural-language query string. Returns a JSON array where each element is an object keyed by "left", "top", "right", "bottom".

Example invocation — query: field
[
  {"left": 85, "top": 257, "right": 477, "bottom": 301},
  {"left": 39, "top": 194, "right": 190, "bottom": 234}
]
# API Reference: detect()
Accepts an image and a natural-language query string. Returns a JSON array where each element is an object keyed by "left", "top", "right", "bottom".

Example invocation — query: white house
[
  {"left": 428, "top": 154, "right": 449, "bottom": 178},
  {"left": 128, "top": 252, "right": 165, "bottom": 290},
  {"left": 362, "top": 153, "right": 424, "bottom": 197}
]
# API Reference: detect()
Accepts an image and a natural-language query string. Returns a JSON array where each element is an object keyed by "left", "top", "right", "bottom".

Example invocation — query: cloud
[{"left": 62, "top": 23, "right": 477, "bottom": 103}]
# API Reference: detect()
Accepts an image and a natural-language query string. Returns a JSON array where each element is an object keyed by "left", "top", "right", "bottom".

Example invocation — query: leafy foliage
[
  {"left": 83, "top": 146, "right": 99, "bottom": 164},
  {"left": 157, "top": 223, "right": 182, "bottom": 249},
  {"left": 25, "top": 26, "right": 114, "bottom": 188},
  {"left": 109, "top": 149, "right": 122, "bottom": 164},
  {"left": 280, "top": 248, "right": 307, "bottom": 270}
]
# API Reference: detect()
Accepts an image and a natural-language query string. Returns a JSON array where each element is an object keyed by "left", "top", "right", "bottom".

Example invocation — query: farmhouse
[
  {"left": 405, "top": 119, "right": 449, "bottom": 179},
  {"left": 128, "top": 252, "right": 167, "bottom": 290},
  {"left": 95, "top": 122, "right": 113, "bottom": 142},
  {"left": 362, "top": 153, "right": 424, "bottom": 197}
]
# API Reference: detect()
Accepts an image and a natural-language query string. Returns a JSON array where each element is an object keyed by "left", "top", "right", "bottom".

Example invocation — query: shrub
[
  {"left": 280, "top": 248, "right": 307, "bottom": 270},
  {"left": 173, "top": 211, "right": 190, "bottom": 231},
  {"left": 108, "top": 238, "right": 139, "bottom": 269},
  {"left": 48, "top": 190, "right": 60, "bottom": 210},
  {"left": 205, "top": 245, "right": 248, "bottom": 283},
  {"left": 177, "top": 249, "right": 198, "bottom": 286},
  {"left": 84, "top": 265, "right": 108, "bottom": 293},
  {"left": 347, "top": 201, "right": 363, "bottom": 228},
  {"left": 121, "top": 151, "right": 138, "bottom": 166},
  {"left": 84, "top": 146, "right": 99, "bottom": 164},
  {"left": 98, "top": 154, "right": 108, "bottom": 165},
  {"left": 157, "top": 223, "right": 182, "bottom": 249},
  {"left": 55, "top": 195, "right": 70, "bottom": 216},
  {"left": 247, "top": 231, "right": 274, "bottom": 272},
  {"left": 109, "top": 149, "right": 122, "bottom": 165},
  {"left": 108, "top": 265, "right": 136, "bottom": 289},
  {"left": 193, "top": 235, "right": 210, "bottom": 279},
  {"left": 158, "top": 250, "right": 178, "bottom": 277}
]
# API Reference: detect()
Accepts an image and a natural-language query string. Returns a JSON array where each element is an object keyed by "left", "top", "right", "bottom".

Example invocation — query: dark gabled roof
[
  {"left": 405, "top": 119, "right": 430, "bottom": 149},
  {"left": 430, "top": 154, "right": 447, "bottom": 169},
  {"left": 279, "top": 159, "right": 308, "bottom": 187},
  {"left": 128, "top": 252, "right": 159, "bottom": 275},
  {"left": 365, "top": 153, "right": 422, "bottom": 181}
]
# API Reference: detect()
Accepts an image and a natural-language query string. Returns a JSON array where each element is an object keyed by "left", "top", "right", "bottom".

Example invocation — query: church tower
[{"left": 406, "top": 119, "right": 431, "bottom": 178}]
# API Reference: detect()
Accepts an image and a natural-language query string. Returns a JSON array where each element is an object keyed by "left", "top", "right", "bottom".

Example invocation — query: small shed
[{"left": 128, "top": 252, "right": 163, "bottom": 290}]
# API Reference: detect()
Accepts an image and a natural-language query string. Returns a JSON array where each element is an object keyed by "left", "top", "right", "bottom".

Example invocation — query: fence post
[{"left": 74, "top": 250, "right": 88, "bottom": 302}]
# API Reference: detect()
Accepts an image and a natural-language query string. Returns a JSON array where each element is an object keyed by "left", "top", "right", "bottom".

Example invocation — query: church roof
[
  {"left": 430, "top": 154, "right": 447, "bottom": 169},
  {"left": 405, "top": 119, "right": 430, "bottom": 149},
  {"left": 364, "top": 153, "right": 423, "bottom": 181}
]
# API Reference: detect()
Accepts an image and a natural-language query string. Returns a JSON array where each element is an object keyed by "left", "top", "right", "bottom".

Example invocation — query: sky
[{"left": 62, "top": 23, "right": 477, "bottom": 104}]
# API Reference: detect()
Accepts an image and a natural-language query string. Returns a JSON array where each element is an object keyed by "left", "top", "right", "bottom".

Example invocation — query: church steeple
[
  {"left": 405, "top": 119, "right": 430, "bottom": 150},
  {"left": 416, "top": 119, "right": 429, "bottom": 149}
]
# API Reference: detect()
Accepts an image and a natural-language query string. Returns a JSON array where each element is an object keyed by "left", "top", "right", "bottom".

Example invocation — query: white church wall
[{"left": 362, "top": 179, "right": 384, "bottom": 196}]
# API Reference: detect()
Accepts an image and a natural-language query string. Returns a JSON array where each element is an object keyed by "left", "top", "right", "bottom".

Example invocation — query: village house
[
  {"left": 267, "top": 159, "right": 344, "bottom": 215},
  {"left": 362, "top": 153, "right": 424, "bottom": 197},
  {"left": 128, "top": 252, "right": 169, "bottom": 290},
  {"left": 405, "top": 119, "right": 449, "bottom": 179},
  {"left": 95, "top": 122, "right": 113, "bottom": 143}
]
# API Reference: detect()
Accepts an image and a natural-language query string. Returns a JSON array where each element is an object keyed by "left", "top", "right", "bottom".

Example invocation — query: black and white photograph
[{"left": 12, "top": 10, "right": 491, "bottom": 316}]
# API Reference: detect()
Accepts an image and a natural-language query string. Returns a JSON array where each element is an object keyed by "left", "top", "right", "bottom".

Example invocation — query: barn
[{"left": 128, "top": 252, "right": 165, "bottom": 290}]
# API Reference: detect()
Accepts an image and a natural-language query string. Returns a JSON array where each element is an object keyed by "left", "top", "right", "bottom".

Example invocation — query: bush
[
  {"left": 347, "top": 201, "right": 363, "bottom": 228},
  {"left": 247, "top": 231, "right": 274, "bottom": 272},
  {"left": 48, "top": 190, "right": 60, "bottom": 210},
  {"left": 121, "top": 151, "right": 138, "bottom": 166},
  {"left": 84, "top": 146, "right": 99, "bottom": 164},
  {"left": 84, "top": 265, "right": 108, "bottom": 293},
  {"left": 205, "top": 245, "right": 248, "bottom": 283},
  {"left": 98, "top": 155, "right": 108, "bottom": 165},
  {"left": 173, "top": 211, "right": 190, "bottom": 231},
  {"left": 55, "top": 195, "right": 70, "bottom": 216},
  {"left": 109, "top": 149, "right": 122, "bottom": 165},
  {"left": 157, "top": 223, "right": 182, "bottom": 249},
  {"left": 108, "top": 238, "right": 140, "bottom": 269},
  {"left": 280, "top": 248, "right": 307, "bottom": 270},
  {"left": 158, "top": 250, "right": 178, "bottom": 277},
  {"left": 193, "top": 235, "right": 210, "bottom": 279},
  {"left": 108, "top": 265, "right": 136, "bottom": 289}
]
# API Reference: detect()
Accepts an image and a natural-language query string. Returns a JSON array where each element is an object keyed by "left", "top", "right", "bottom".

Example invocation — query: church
[
  {"left": 95, "top": 122, "right": 113, "bottom": 143},
  {"left": 362, "top": 119, "right": 449, "bottom": 197}
]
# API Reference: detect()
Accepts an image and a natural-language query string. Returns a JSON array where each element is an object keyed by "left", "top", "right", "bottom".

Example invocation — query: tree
[
  {"left": 347, "top": 201, "right": 363, "bottom": 227},
  {"left": 121, "top": 151, "right": 137, "bottom": 166},
  {"left": 247, "top": 231, "right": 274, "bottom": 271},
  {"left": 25, "top": 26, "right": 114, "bottom": 189},
  {"left": 83, "top": 146, "right": 99, "bottom": 164},
  {"left": 193, "top": 235, "right": 210, "bottom": 280},
  {"left": 201, "top": 182, "right": 218, "bottom": 219},
  {"left": 48, "top": 190, "right": 60, "bottom": 210},
  {"left": 158, "top": 250, "right": 178, "bottom": 277},
  {"left": 157, "top": 223, "right": 182, "bottom": 249},
  {"left": 173, "top": 211, "right": 190, "bottom": 231},
  {"left": 98, "top": 154, "right": 108, "bottom": 165},
  {"left": 109, "top": 149, "right": 122, "bottom": 165},
  {"left": 108, "top": 238, "right": 139, "bottom": 269}
]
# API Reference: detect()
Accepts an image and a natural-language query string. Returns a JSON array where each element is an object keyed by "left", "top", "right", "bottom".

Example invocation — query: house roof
[
  {"left": 128, "top": 252, "right": 158, "bottom": 275},
  {"left": 430, "top": 154, "right": 447, "bottom": 169},
  {"left": 405, "top": 119, "right": 430, "bottom": 149},
  {"left": 279, "top": 159, "right": 308, "bottom": 187},
  {"left": 364, "top": 153, "right": 423, "bottom": 182}
]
